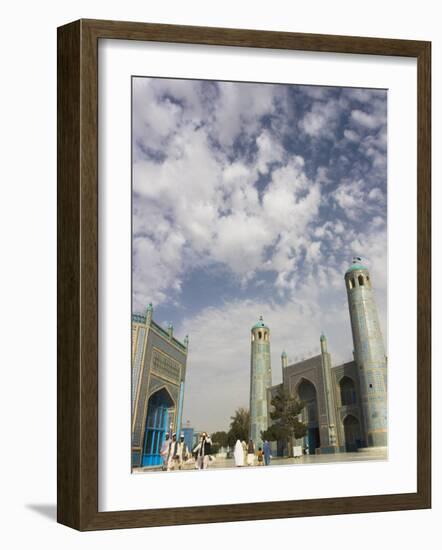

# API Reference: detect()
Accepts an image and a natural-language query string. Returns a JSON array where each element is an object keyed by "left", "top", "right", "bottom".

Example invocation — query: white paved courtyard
[{"left": 133, "top": 447, "right": 388, "bottom": 473}]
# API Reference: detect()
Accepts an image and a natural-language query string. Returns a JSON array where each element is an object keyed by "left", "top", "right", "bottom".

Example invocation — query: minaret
[
  {"left": 320, "top": 333, "right": 338, "bottom": 450},
  {"left": 345, "top": 257, "right": 387, "bottom": 447},
  {"left": 145, "top": 302, "right": 153, "bottom": 325},
  {"left": 249, "top": 316, "right": 272, "bottom": 446}
]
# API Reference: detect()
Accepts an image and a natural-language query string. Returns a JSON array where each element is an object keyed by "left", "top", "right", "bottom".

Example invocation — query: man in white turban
[
  {"left": 234, "top": 439, "right": 244, "bottom": 467},
  {"left": 167, "top": 433, "right": 179, "bottom": 471},
  {"left": 175, "top": 434, "right": 189, "bottom": 470}
]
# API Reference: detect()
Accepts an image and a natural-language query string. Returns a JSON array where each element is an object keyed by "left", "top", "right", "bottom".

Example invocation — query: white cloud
[
  {"left": 316, "top": 166, "right": 332, "bottom": 186},
  {"left": 333, "top": 179, "right": 385, "bottom": 223},
  {"left": 351, "top": 108, "right": 384, "bottom": 130},
  {"left": 334, "top": 179, "right": 366, "bottom": 213},
  {"left": 299, "top": 98, "right": 342, "bottom": 138},
  {"left": 305, "top": 240, "right": 321, "bottom": 262},
  {"left": 371, "top": 216, "right": 385, "bottom": 228},
  {"left": 255, "top": 130, "right": 284, "bottom": 174},
  {"left": 300, "top": 86, "right": 331, "bottom": 100},
  {"left": 359, "top": 131, "right": 388, "bottom": 170},
  {"left": 133, "top": 83, "right": 324, "bottom": 307},
  {"left": 212, "top": 212, "right": 272, "bottom": 276},
  {"left": 263, "top": 159, "right": 313, "bottom": 228},
  {"left": 210, "top": 82, "right": 279, "bottom": 148},
  {"left": 343, "top": 128, "right": 359, "bottom": 142},
  {"left": 368, "top": 187, "right": 385, "bottom": 202},
  {"left": 132, "top": 232, "right": 185, "bottom": 311}
]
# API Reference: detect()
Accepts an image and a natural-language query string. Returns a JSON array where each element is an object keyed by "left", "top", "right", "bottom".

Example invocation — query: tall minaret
[
  {"left": 281, "top": 350, "right": 288, "bottom": 370},
  {"left": 345, "top": 257, "right": 387, "bottom": 447},
  {"left": 320, "top": 333, "right": 338, "bottom": 450},
  {"left": 249, "top": 316, "right": 272, "bottom": 446}
]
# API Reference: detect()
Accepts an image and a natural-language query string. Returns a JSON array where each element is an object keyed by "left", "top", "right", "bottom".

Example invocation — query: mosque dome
[
  {"left": 345, "top": 257, "right": 368, "bottom": 275},
  {"left": 252, "top": 315, "right": 268, "bottom": 330}
]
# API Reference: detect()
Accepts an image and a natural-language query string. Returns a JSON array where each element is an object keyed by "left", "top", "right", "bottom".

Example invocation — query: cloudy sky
[{"left": 132, "top": 77, "right": 388, "bottom": 433}]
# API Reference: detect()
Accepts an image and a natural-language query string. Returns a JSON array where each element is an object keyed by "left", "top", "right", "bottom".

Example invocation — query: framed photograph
[{"left": 57, "top": 19, "right": 431, "bottom": 530}]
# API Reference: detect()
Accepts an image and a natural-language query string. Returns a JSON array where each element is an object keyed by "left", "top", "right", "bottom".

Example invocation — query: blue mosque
[
  {"left": 249, "top": 258, "right": 388, "bottom": 455},
  {"left": 131, "top": 304, "right": 189, "bottom": 468},
  {"left": 131, "top": 257, "right": 387, "bottom": 470}
]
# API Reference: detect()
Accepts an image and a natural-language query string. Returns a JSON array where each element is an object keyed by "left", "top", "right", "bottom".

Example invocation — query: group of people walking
[
  {"left": 233, "top": 439, "right": 272, "bottom": 467},
  {"left": 160, "top": 432, "right": 190, "bottom": 471},
  {"left": 160, "top": 432, "right": 271, "bottom": 471},
  {"left": 160, "top": 431, "right": 213, "bottom": 471}
]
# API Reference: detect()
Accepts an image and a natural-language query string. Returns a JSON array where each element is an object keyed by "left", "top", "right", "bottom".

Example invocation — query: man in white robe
[
  {"left": 174, "top": 434, "right": 189, "bottom": 470},
  {"left": 234, "top": 439, "right": 244, "bottom": 467},
  {"left": 160, "top": 433, "right": 171, "bottom": 471},
  {"left": 167, "top": 433, "right": 180, "bottom": 471}
]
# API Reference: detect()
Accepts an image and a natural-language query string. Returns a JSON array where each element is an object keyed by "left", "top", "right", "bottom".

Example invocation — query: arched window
[
  {"left": 258, "top": 331, "right": 262, "bottom": 340},
  {"left": 358, "top": 274, "right": 364, "bottom": 286},
  {"left": 340, "top": 376, "right": 357, "bottom": 405},
  {"left": 349, "top": 277, "right": 355, "bottom": 289}
]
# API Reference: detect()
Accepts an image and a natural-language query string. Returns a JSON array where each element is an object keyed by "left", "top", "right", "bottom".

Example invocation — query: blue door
[{"left": 142, "top": 389, "right": 174, "bottom": 466}]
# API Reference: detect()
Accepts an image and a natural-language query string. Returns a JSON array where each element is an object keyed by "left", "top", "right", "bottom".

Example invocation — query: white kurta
[{"left": 234, "top": 440, "right": 244, "bottom": 466}]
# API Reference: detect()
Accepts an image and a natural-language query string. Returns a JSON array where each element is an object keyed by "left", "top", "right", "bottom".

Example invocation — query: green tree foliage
[
  {"left": 261, "top": 388, "right": 307, "bottom": 453},
  {"left": 227, "top": 407, "right": 250, "bottom": 447},
  {"left": 211, "top": 430, "right": 229, "bottom": 453}
]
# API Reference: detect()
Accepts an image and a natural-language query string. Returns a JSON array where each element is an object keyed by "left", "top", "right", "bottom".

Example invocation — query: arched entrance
[
  {"left": 343, "top": 414, "right": 362, "bottom": 452},
  {"left": 339, "top": 376, "right": 356, "bottom": 405},
  {"left": 297, "top": 379, "right": 320, "bottom": 454},
  {"left": 142, "top": 388, "right": 175, "bottom": 466}
]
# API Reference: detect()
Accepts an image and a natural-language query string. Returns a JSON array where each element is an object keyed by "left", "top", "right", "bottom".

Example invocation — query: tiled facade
[
  {"left": 131, "top": 304, "right": 188, "bottom": 468},
  {"left": 265, "top": 260, "right": 387, "bottom": 454}
]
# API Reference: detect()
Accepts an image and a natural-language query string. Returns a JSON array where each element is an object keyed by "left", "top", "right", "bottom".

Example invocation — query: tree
[
  {"left": 227, "top": 407, "right": 250, "bottom": 447},
  {"left": 211, "top": 431, "right": 229, "bottom": 453},
  {"left": 261, "top": 388, "right": 307, "bottom": 456}
]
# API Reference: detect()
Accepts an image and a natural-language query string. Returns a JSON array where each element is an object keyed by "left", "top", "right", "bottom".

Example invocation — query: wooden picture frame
[{"left": 57, "top": 18, "right": 431, "bottom": 531}]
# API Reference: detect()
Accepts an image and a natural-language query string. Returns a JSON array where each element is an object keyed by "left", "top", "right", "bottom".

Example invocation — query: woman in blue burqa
[{"left": 263, "top": 440, "right": 271, "bottom": 466}]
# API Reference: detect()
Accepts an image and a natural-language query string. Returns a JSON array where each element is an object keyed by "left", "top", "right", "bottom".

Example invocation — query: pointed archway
[
  {"left": 343, "top": 414, "right": 362, "bottom": 452},
  {"left": 297, "top": 379, "right": 320, "bottom": 454},
  {"left": 142, "top": 387, "right": 175, "bottom": 466}
]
